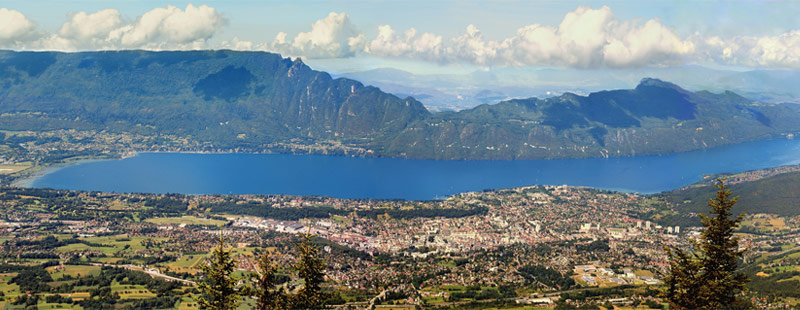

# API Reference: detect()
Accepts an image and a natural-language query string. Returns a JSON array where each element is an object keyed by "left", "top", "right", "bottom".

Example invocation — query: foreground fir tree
[
  {"left": 251, "top": 249, "right": 286, "bottom": 310},
  {"left": 198, "top": 235, "right": 241, "bottom": 310},
  {"left": 663, "top": 178, "right": 749, "bottom": 309},
  {"left": 291, "top": 232, "right": 328, "bottom": 309}
]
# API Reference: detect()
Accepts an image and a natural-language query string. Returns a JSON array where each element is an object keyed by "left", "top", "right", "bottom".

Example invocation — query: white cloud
[
  {"left": 271, "top": 12, "right": 364, "bottom": 58},
  {"left": 0, "top": 8, "right": 37, "bottom": 46},
  {"left": 356, "top": 6, "right": 694, "bottom": 68},
  {"left": 447, "top": 24, "right": 499, "bottom": 65},
  {"left": 364, "top": 25, "right": 444, "bottom": 61},
  {"left": 117, "top": 4, "right": 226, "bottom": 48},
  {"left": 2, "top": 5, "right": 799, "bottom": 69},
  {"left": 691, "top": 31, "right": 800, "bottom": 68},
  {"left": 218, "top": 36, "right": 268, "bottom": 51},
  {"left": 555, "top": 5, "right": 615, "bottom": 67},
  {"left": 602, "top": 19, "right": 695, "bottom": 67},
  {"left": 434, "top": 6, "right": 695, "bottom": 68},
  {"left": 294, "top": 6, "right": 792, "bottom": 69},
  {"left": 56, "top": 9, "right": 122, "bottom": 48},
  {"left": 3, "top": 4, "right": 226, "bottom": 51},
  {"left": 746, "top": 31, "right": 800, "bottom": 68}
]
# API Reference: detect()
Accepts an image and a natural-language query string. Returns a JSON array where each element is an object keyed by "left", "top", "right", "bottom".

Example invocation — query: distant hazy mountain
[
  {"left": 340, "top": 65, "right": 800, "bottom": 111},
  {"left": 1, "top": 50, "right": 799, "bottom": 160}
]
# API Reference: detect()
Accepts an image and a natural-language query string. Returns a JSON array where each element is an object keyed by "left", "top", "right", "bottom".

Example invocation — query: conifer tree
[
  {"left": 251, "top": 249, "right": 286, "bottom": 310},
  {"left": 198, "top": 235, "right": 241, "bottom": 310},
  {"left": 663, "top": 178, "right": 748, "bottom": 309},
  {"left": 291, "top": 232, "right": 328, "bottom": 309}
]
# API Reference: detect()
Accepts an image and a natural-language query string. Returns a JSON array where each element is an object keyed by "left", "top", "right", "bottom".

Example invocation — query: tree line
[{"left": 197, "top": 232, "right": 330, "bottom": 309}]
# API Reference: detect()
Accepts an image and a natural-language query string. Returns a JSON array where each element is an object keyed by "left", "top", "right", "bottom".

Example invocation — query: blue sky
[
  {"left": 1, "top": 1, "right": 799, "bottom": 73},
  {"left": 6, "top": 1, "right": 799, "bottom": 38}
]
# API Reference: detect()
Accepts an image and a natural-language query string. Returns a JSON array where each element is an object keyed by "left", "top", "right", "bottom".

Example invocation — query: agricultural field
[
  {"left": 740, "top": 214, "right": 791, "bottom": 234},
  {"left": 111, "top": 284, "right": 157, "bottom": 299},
  {"left": 0, "top": 164, "right": 31, "bottom": 175},
  {"left": 46, "top": 265, "right": 101, "bottom": 280},
  {"left": 165, "top": 254, "right": 207, "bottom": 274}
]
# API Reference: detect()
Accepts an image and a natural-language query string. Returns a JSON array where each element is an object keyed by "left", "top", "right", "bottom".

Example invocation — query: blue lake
[{"left": 28, "top": 138, "right": 800, "bottom": 200}]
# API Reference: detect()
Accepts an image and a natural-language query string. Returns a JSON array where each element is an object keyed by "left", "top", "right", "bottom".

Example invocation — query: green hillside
[
  {"left": 661, "top": 171, "right": 800, "bottom": 217},
  {"left": 2, "top": 50, "right": 800, "bottom": 160}
]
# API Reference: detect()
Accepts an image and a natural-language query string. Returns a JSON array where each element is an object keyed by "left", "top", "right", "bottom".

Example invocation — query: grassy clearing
[
  {"left": 0, "top": 163, "right": 31, "bottom": 175},
  {"left": 56, "top": 235, "right": 167, "bottom": 255},
  {"left": 741, "top": 215, "right": 789, "bottom": 233},
  {"left": 768, "top": 265, "right": 800, "bottom": 273},
  {"left": 95, "top": 257, "right": 124, "bottom": 264},
  {"left": 331, "top": 215, "right": 353, "bottom": 225},
  {"left": 68, "top": 292, "right": 91, "bottom": 300},
  {"left": 0, "top": 273, "right": 21, "bottom": 300},
  {"left": 46, "top": 265, "right": 101, "bottom": 280},
  {"left": 777, "top": 275, "right": 800, "bottom": 283},
  {"left": 172, "top": 254, "right": 206, "bottom": 268},
  {"left": 178, "top": 296, "right": 201, "bottom": 310},
  {"left": 167, "top": 254, "right": 208, "bottom": 274},
  {"left": 769, "top": 217, "right": 787, "bottom": 229},
  {"left": 165, "top": 247, "right": 257, "bottom": 274},
  {"left": 145, "top": 216, "right": 226, "bottom": 226},
  {"left": 112, "top": 284, "right": 157, "bottom": 299},
  {"left": 56, "top": 243, "right": 93, "bottom": 253},
  {"left": 633, "top": 269, "right": 654, "bottom": 277},
  {"left": 37, "top": 302, "right": 81, "bottom": 309}
]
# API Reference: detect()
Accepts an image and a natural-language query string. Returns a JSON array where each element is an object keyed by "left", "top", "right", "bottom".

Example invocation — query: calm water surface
[{"left": 29, "top": 138, "right": 800, "bottom": 200}]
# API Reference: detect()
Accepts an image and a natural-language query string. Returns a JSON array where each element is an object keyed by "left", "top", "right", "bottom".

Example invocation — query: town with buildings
[{"left": 0, "top": 178, "right": 798, "bottom": 308}]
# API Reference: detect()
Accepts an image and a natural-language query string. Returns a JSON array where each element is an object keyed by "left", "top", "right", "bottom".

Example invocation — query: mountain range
[
  {"left": 337, "top": 65, "right": 800, "bottom": 112},
  {"left": 2, "top": 50, "right": 800, "bottom": 160}
]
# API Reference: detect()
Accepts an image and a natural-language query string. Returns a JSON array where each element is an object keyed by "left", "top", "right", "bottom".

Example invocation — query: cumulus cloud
[
  {"left": 270, "top": 12, "right": 364, "bottom": 58},
  {"left": 364, "top": 25, "right": 444, "bottom": 61},
  {"left": 748, "top": 31, "right": 800, "bottom": 67},
  {"left": 602, "top": 20, "right": 695, "bottom": 67},
  {"left": 56, "top": 9, "right": 122, "bottom": 48},
  {"left": 218, "top": 36, "right": 268, "bottom": 51},
  {"left": 0, "top": 8, "right": 37, "bottom": 46},
  {"left": 435, "top": 6, "right": 695, "bottom": 68},
  {"left": 691, "top": 31, "right": 800, "bottom": 68},
  {"left": 355, "top": 6, "right": 695, "bottom": 68},
  {"left": 2, "top": 4, "right": 799, "bottom": 69},
  {"left": 116, "top": 4, "right": 226, "bottom": 48},
  {"left": 447, "top": 24, "right": 500, "bottom": 65},
  {"left": 4, "top": 4, "right": 226, "bottom": 51}
]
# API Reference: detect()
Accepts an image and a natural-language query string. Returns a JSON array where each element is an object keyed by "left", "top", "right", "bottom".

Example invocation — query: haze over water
[{"left": 29, "top": 138, "right": 800, "bottom": 200}]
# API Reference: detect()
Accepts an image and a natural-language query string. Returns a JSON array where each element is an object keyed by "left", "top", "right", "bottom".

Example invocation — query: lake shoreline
[
  {"left": 22, "top": 137, "right": 800, "bottom": 200},
  {"left": 11, "top": 155, "right": 123, "bottom": 188}
]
